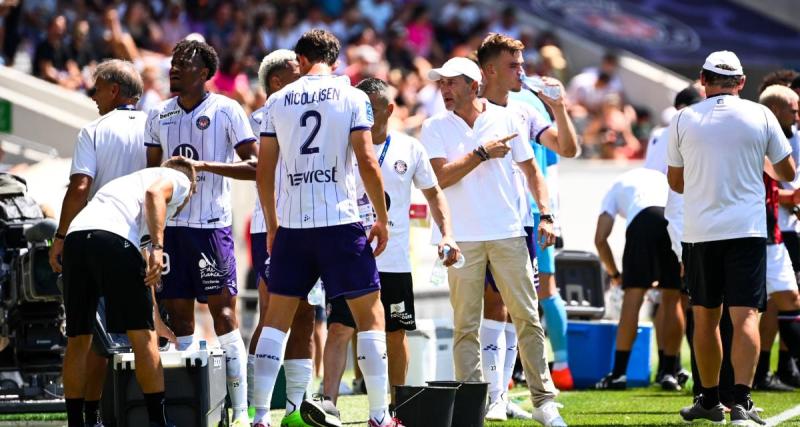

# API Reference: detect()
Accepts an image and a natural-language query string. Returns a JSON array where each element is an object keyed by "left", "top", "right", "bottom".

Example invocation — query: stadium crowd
[
  {"left": 1, "top": 1, "right": 799, "bottom": 427},
  {"left": 0, "top": 0, "right": 648, "bottom": 160}
]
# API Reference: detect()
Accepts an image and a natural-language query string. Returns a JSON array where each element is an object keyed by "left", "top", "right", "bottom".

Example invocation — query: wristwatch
[{"left": 540, "top": 214, "right": 555, "bottom": 223}]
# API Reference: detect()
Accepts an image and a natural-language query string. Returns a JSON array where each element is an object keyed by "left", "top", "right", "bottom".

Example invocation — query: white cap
[
  {"left": 428, "top": 57, "right": 482, "bottom": 83},
  {"left": 702, "top": 50, "right": 743, "bottom": 76}
]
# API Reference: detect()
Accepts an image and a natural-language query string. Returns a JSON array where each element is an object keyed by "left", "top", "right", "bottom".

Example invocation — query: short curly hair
[{"left": 172, "top": 40, "right": 219, "bottom": 81}]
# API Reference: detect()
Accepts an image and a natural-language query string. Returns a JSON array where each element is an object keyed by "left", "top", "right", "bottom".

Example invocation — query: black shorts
[
  {"left": 326, "top": 272, "right": 415, "bottom": 332},
  {"left": 781, "top": 231, "right": 800, "bottom": 272},
  {"left": 62, "top": 230, "right": 154, "bottom": 337},
  {"left": 622, "top": 207, "right": 681, "bottom": 290},
  {"left": 682, "top": 237, "right": 767, "bottom": 310}
]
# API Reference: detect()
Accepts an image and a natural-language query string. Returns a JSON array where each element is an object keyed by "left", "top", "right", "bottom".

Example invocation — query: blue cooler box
[{"left": 566, "top": 320, "right": 652, "bottom": 388}]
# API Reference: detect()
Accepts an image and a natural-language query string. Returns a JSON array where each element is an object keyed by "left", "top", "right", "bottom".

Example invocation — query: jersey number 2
[{"left": 300, "top": 110, "right": 321, "bottom": 154}]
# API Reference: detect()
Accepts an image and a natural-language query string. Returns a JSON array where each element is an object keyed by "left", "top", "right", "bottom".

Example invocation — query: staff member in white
[
  {"left": 593, "top": 168, "right": 684, "bottom": 391},
  {"left": 246, "top": 49, "right": 317, "bottom": 427},
  {"left": 421, "top": 57, "right": 565, "bottom": 427},
  {"left": 322, "top": 77, "right": 459, "bottom": 406},
  {"left": 60, "top": 158, "right": 196, "bottom": 427},
  {"left": 49, "top": 59, "right": 160, "bottom": 427},
  {"left": 667, "top": 50, "right": 796, "bottom": 424}
]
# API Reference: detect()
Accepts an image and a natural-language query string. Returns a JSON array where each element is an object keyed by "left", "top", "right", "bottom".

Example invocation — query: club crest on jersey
[
  {"left": 393, "top": 160, "right": 408, "bottom": 175},
  {"left": 196, "top": 115, "right": 211, "bottom": 130}
]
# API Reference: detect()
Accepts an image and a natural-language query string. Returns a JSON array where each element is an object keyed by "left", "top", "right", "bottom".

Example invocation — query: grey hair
[
  {"left": 258, "top": 49, "right": 296, "bottom": 92},
  {"left": 93, "top": 59, "right": 143, "bottom": 100}
]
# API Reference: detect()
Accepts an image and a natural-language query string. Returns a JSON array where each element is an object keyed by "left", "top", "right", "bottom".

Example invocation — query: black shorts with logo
[
  {"left": 682, "top": 237, "right": 767, "bottom": 310},
  {"left": 326, "top": 272, "right": 415, "bottom": 332},
  {"left": 63, "top": 230, "right": 154, "bottom": 337},
  {"left": 622, "top": 207, "right": 681, "bottom": 290}
]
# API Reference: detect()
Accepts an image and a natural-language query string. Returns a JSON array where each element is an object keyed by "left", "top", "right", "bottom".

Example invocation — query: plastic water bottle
[
  {"left": 439, "top": 245, "right": 466, "bottom": 268},
  {"left": 307, "top": 280, "right": 325, "bottom": 306},
  {"left": 604, "top": 286, "right": 624, "bottom": 320},
  {"left": 520, "top": 75, "right": 562, "bottom": 100}
]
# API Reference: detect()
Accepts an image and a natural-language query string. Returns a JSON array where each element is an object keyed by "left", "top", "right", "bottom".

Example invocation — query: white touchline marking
[{"left": 765, "top": 403, "right": 800, "bottom": 426}]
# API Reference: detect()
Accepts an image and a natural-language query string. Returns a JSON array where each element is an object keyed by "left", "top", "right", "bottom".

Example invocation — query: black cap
[{"left": 674, "top": 86, "right": 702, "bottom": 108}]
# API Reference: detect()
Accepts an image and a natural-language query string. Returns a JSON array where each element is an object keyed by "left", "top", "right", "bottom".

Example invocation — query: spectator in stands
[
  {"left": 33, "top": 14, "right": 82, "bottom": 89},
  {"left": 489, "top": 6, "right": 521, "bottom": 40},
  {"left": 274, "top": 7, "right": 304, "bottom": 50},
  {"left": 359, "top": 0, "right": 394, "bottom": 33},
  {"left": 567, "top": 52, "right": 624, "bottom": 116},
  {"left": 582, "top": 93, "right": 640, "bottom": 159},
  {"left": 69, "top": 19, "right": 97, "bottom": 73},
  {"left": 384, "top": 25, "right": 415, "bottom": 72},
  {"left": 405, "top": 5, "right": 435, "bottom": 59},
  {"left": 160, "top": 0, "right": 190, "bottom": 54},
  {"left": 205, "top": 1, "right": 234, "bottom": 51},
  {"left": 137, "top": 65, "right": 163, "bottom": 113},
  {"left": 123, "top": 1, "right": 163, "bottom": 53},
  {"left": 209, "top": 52, "right": 254, "bottom": 112}
]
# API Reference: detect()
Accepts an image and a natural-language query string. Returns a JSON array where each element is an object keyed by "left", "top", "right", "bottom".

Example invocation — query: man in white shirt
[
  {"left": 475, "top": 34, "right": 579, "bottom": 418},
  {"left": 321, "top": 77, "right": 459, "bottom": 407},
  {"left": 49, "top": 59, "right": 154, "bottom": 427},
  {"left": 420, "top": 56, "right": 565, "bottom": 427},
  {"left": 667, "top": 50, "right": 796, "bottom": 424},
  {"left": 255, "top": 29, "right": 399, "bottom": 427},
  {"left": 60, "top": 158, "right": 196, "bottom": 427},
  {"left": 247, "top": 49, "right": 316, "bottom": 427},
  {"left": 145, "top": 39, "right": 258, "bottom": 426},
  {"left": 643, "top": 86, "right": 702, "bottom": 174},
  {"left": 593, "top": 168, "right": 684, "bottom": 391}
]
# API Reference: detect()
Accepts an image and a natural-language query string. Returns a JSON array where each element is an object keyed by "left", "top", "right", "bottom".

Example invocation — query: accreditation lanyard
[{"left": 377, "top": 135, "right": 391, "bottom": 167}]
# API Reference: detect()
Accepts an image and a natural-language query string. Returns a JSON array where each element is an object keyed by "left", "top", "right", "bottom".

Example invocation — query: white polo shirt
[
  {"left": 356, "top": 131, "right": 438, "bottom": 272},
  {"left": 778, "top": 129, "right": 800, "bottom": 232},
  {"left": 420, "top": 100, "right": 534, "bottom": 242},
  {"left": 643, "top": 126, "right": 668, "bottom": 174},
  {"left": 600, "top": 168, "right": 668, "bottom": 225},
  {"left": 69, "top": 167, "right": 193, "bottom": 247},
  {"left": 667, "top": 94, "right": 792, "bottom": 243},
  {"left": 70, "top": 106, "right": 148, "bottom": 199}
]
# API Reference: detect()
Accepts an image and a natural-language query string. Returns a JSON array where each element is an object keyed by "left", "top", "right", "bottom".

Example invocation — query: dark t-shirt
[{"left": 33, "top": 39, "right": 73, "bottom": 78}]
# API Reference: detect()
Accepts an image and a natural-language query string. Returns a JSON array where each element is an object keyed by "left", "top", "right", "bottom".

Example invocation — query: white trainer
[
  {"left": 533, "top": 401, "right": 567, "bottom": 427},
  {"left": 506, "top": 399, "right": 533, "bottom": 419},
  {"left": 485, "top": 399, "right": 508, "bottom": 421}
]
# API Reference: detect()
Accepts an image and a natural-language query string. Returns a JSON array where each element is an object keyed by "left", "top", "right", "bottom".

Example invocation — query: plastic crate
[{"left": 555, "top": 250, "right": 606, "bottom": 319}]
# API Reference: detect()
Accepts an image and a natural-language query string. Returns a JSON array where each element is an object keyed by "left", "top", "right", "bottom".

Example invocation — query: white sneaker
[
  {"left": 506, "top": 400, "right": 533, "bottom": 419},
  {"left": 485, "top": 399, "right": 508, "bottom": 421},
  {"left": 533, "top": 401, "right": 567, "bottom": 427}
]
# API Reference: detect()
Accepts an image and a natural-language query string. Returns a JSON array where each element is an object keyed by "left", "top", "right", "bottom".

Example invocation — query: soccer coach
[{"left": 668, "top": 51, "right": 796, "bottom": 424}]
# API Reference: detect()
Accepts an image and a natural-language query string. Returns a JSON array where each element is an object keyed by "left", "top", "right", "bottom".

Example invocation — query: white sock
[
  {"left": 480, "top": 319, "right": 506, "bottom": 404},
  {"left": 247, "top": 354, "right": 255, "bottom": 406},
  {"left": 502, "top": 322, "right": 518, "bottom": 391},
  {"left": 253, "top": 327, "right": 288, "bottom": 424},
  {"left": 176, "top": 335, "right": 194, "bottom": 351},
  {"left": 284, "top": 359, "right": 313, "bottom": 414},
  {"left": 357, "top": 330, "right": 391, "bottom": 425},
  {"left": 218, "top": 329, "right": 248, "bottom": 419}
]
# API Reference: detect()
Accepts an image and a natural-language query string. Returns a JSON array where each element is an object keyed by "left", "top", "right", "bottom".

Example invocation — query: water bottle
[
  {"left": 520, "top": 74, "right": 562, "bottom": 100},
  {"left": 429, "top": 260, "right": 448, "bottom": 287},
  {"left": 199, "top": 340, "right": 207, "bottom": 351},
  {"left": 307, "top": 279, "right": 325, "bottom": 306},
  {"left": 604, "top": 285, "right": 624, "bottom": 320},
  {"left": 438, "top": 245, "right": 465, "bottom": 268}
]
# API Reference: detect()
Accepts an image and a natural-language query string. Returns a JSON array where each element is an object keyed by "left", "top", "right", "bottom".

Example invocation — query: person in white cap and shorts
[
  {"left": 668, "top": 50, "right": 796, "bottom": 425},
  {"left": 420, "top": 56, "right": 565, "bottom": 427}
]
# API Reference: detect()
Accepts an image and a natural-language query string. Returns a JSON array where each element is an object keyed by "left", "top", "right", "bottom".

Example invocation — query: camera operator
[{"left": 60, "top": 158, "right": 195, "bottom": 427}]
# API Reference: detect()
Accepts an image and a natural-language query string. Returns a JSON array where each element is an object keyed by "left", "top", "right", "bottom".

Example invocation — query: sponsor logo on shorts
[
  {"left": 390, "top": 301, "right": 405, "bottom": 314},
  {"left": 196, "top": 115, "right": 211, "bottom": 130},
  {"left": 393, "top": 160, "right": 408, "bottom": 175},
  {"left": 198, "top": 252, "right": 231, "bottom": 287}
]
